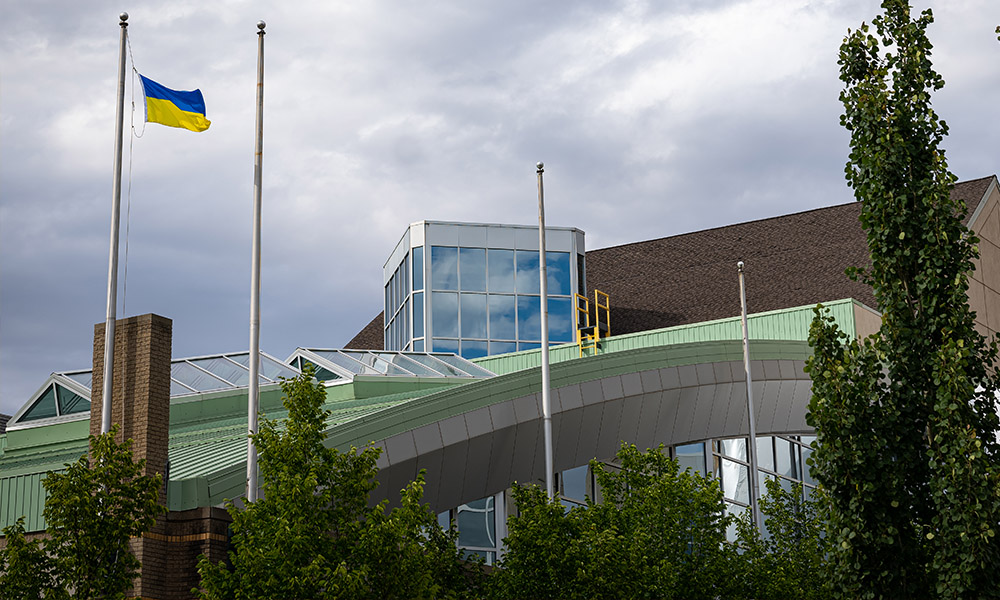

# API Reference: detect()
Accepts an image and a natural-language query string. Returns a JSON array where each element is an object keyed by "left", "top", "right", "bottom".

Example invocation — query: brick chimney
[{"left": 91, "top": 313, "right": 172, "bottom": 598}]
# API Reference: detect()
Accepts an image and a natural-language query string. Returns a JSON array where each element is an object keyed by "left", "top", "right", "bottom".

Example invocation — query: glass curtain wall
[
  {"left": 426, "top": 246, "right": 575, "bottom": 359},
  {"left": 384, "top": 223, "right": 585, "bottom": 357},
  {"left": 383, "top": 252, "right": 411, "bottom": 351}
]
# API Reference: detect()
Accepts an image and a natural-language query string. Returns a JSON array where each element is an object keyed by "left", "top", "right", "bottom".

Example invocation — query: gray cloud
[{"left": 2, "top": 0, "right": 998, "bottom": 415}]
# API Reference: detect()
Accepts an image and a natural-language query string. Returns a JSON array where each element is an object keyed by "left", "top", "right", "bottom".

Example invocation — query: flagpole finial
[
  {"left": 120, "top": 12, "right": 128, "bottom": 22},
  {"left": 737, "top": 260, "right": 745, "bottom": 272},
  {"left": 536, "top": 161, "right": 544, "bottom": 173},
  {"left": 257, "top": 20, "right": 266, "bottom": 31}
]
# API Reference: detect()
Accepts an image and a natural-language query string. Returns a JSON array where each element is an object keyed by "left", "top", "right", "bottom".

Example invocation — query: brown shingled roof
[
  {"left": 345, "top": 177, "right": 995, "bottom": 347},
  {"left": 585, "top": 201, "right": 874, "bottom": 335},
  {"left": 345, "top": 312, "right": 384, "bottom": 350}
]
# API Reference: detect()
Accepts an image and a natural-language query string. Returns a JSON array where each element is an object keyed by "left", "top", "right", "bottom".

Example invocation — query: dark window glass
[
  {"left": 460, "top": 247, "right": 487, "bottom": 291},
  {"left": 488, "top": 295, "right": 516, "bottom": 340},
  {"left": 577, "top": 253, "right": 587, "bottom": 296},
  {"left": 404, "top": 254, "right": 410, "bottom": 298},
  {"left": 55, "top": 385, "right": 89, "bottom": 415},
  {"left": 300, "top": 359, "right": 340, "bottom": 382},
  {"left": 21, "top": 385, "right": 58, "bottom": 421},
  {"left": 431, "top": 246, "right": 459, "bottom": 290},
  {"left": 547, "top": 296, "right": 574, "bottom": 342},
  {"left": 461, "top": 341, "right": 488, "bottom": 359},
  {"left": 457, "top": 497, "right": 495, "bottom": 548},
  {"left": 515, "top": 250, "right": 540, "bottom": 294},
  {"left": 413, "top": 292, "right": 424, "bottom": 338},
  {"left": 675, "top": 442, "right": 706, "bottom": 475},
  {"left": 460, "top": 293, "right": 487, "bottom": 338},
  {"left": 487, "top": 249, "right": 515, "bottom": 293},
  {"left": 546, "top": 251, "right": 571, "bottom": 295},
  {"left": 516, "top": 295, "right": 541, "bottom": 341},
  {"left": 561, "top": 465, "right": 588, "bottom": 502},
  {"left": 489, "top": 341, "right": 517, "bottom": 355},
  {"left": 413, "top": 338, "right": 424, "bottom": 352},
  {"left": 412, "top": 246, "right": 424, "bottom": 290},
  {"left": 432, "top": 292, "right": 459, "bottom": 337}
]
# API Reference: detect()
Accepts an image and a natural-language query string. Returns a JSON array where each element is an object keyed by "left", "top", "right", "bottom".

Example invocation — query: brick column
[{"left": 92, "top": 313, "right": 172, "bottom": 598}]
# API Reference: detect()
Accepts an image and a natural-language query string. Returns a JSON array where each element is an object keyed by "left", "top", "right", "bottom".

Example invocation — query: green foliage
[
  {"left": 734, "top": 479, "right": 831, "bottom": 600},
  {"left": 0, "top": 517, "right": 62, "bottom": 600},
  {"left": 807, "top": 1, "right": 1000, "bottom": 597},
  {"left": 38, "top": 426, "right": 165, "bottom": 600},
  {"left": 491, "top": 444, "right": 736, "bottom": 600},
  {"left": 196, "top": 368, "right": 479, "bottom": 600}
]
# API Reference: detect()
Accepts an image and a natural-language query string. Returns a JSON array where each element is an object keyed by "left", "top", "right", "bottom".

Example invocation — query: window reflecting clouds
[
  {"left": 461, "top": 341, "right": 488, "bottom": 359},
  {"left": 460, "top": 294, "right": 487, "bottom": 338},
  {"left": 546, "top": 252, "right": 571, "bottom": 295},
  {"left": 516, "top": 295, "right": 541, "bottom": 341},
  {"left": 431, "top": 246, "right": 459, "bottom": 290},
  {"left": 460, "top": 248, "right": 486, "bottom": 291},
  {"left": 547, "top": 297, "right": 574, "bottom": 342},
  {"left": 432, "top": 292, "right": 459, "bottom": 337},
  {"left": 488, "top": 295, "right": 516, "bottom": 340},
  {"left": 515, "top": 251, "right": 540, "bottom": 294},
  {"left": 487, "top": 249, "right": 515, "bottom": 293}
]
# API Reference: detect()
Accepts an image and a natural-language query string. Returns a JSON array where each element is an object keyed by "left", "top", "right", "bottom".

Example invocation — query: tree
[
  {"left": 806, "top": 1, "right": 1000, "bottom": 597},
  {"left": 491, "top": 444, "right": 737, "bottom": 600},
  {"left": 0, "top": 517, "right": 62, "bottom": 600},
  {"left": 38, "top": 427, "right": 166, "bottom": 600},
  {"left": 196, "top": 368, "right": 479, "bottom": 600},
  {"left": 734, "top": 479, "right": 830, "bottom": 600}
]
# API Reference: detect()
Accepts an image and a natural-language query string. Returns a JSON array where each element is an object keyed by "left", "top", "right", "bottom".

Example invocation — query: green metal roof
[
  {"left": 473, "top": 298, "right": 870, "bottom": 376},
  {"left": 0, "top": 299, "right": 865, "bottom": 532}
]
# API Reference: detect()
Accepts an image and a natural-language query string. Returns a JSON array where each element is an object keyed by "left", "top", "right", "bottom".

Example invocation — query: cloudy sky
[{"left": 1, "top": 0, "right": 997, "bottom": 416}]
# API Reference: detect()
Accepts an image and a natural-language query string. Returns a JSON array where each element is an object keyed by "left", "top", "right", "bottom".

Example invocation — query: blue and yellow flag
[{"left": 139, "top": 75, "right": 211, "bottom": 132}]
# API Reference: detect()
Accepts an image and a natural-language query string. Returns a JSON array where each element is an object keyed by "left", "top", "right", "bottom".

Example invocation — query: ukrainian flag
[{"left": 139, "top": 75, "right": 211, "bottom": 132}]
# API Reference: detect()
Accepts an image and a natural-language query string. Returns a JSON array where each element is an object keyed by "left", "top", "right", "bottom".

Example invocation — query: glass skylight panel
[
  {"left": 20, "top": 385, "right": 58, "bottom": 422},
  {"left": 432, "top": 354, "right": 494, "bottom": 378},
  {"left": 229, "top": 353, "right": 299, "bottom": 382},
  {"left": 55, "top": 385, "right": 89, "bottom": 415},
  {"left": 64, "top": 371, "right": 93, "bottom": 389},
  {"left": 402, "top": 353, "right": 465, "bottom": 376},
  {"left": 171, "top": 379, "right": 198, "bottom": 397},
  {"left": 340, "top": 351, "right": 414, "bottom": 376},
  {"left": 189, "top": 357, "right": 247, "bottom": 386},
  {"left": 171, "top": 362, "right": 230, "bottom": 393},
  {"left": 310, "top": 350, "right": 373, "bottom": 376},
  {"left": 371, "top": 352, "right": 441, "bottom": 377}
]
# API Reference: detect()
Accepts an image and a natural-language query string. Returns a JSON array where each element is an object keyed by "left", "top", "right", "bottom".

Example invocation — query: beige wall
[
  {"left": 969, "top": 179, "right": 1000, "bottom": 341},
  {"left": 853, "top": 302, "right": 883, "bottom": 339}
]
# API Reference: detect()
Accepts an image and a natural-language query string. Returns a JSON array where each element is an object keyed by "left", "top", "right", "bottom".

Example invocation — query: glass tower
[{"left": 384, "top": 221, "right": 586, "bottom": 359}]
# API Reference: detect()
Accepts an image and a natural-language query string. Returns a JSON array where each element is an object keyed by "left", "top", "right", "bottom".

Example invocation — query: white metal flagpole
[
  {"left": 738, "top": 261, "right": 763, "bottom": 533},
  {"left": 537, "top": 162, "right": 555, "bottom": 500},
  {"left": 101, "top": 12, "right": 129, "bottom": 435},
  {"left": 247, "top": 20, "right": 265, "bottom": 503}
]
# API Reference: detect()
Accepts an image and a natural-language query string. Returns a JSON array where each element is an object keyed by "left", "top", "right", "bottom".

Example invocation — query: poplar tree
[{"left": 806, "top": 1, "right": 1000, "bottom": 597}]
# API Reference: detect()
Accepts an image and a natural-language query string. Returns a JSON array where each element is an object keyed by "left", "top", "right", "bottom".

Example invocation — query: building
[
  {"left": 382, "top": 221, "right": 586, "bottom": 356},
  {"left": 1, "top": 175, "right": 998, "bottom": 598}
]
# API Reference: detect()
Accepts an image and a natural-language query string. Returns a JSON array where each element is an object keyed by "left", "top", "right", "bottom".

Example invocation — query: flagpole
[
  {"left": 738, "top": 261, "right": 762, "bottom": 533},
  {"left": 247, "top": 20, "right": 265, "bottom": 503},
  {"left": 101, "top": 12, "right": 129, "bottom": 435},
  {"left": 537, "top": 162, "right": 555, "bottom": 500}
]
